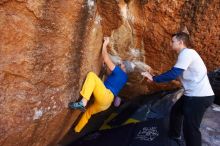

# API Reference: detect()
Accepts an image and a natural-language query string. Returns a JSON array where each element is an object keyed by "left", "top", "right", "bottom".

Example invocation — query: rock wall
[
  {"left": 0, "top": 0, "right": 103, "bottom": 145},
  {"left": 0, "top": 0, "right": 219, "bottom": 146}
]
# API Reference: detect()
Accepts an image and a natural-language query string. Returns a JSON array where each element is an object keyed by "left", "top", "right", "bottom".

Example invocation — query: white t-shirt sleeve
[{"left": 174, "top": 50, "right": 193, "bottom": 70}]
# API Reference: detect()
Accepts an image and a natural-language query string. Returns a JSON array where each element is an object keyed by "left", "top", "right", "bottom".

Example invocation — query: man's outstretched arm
[
  {"left": 142, "top": 67, "right": 184, "bottom": 83},
  {"left": 152, "top": 67, "right": 184, "bottom": 83}
]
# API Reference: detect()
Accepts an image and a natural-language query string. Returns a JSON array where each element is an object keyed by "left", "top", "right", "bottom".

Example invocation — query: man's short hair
[{"left": 172, "top": 32, "right": 191, "bottom": 47}]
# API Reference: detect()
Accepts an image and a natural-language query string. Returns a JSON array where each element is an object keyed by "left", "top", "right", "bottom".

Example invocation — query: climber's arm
[{"left": 102, "top": 37, "right": 115, "bottom": 71}]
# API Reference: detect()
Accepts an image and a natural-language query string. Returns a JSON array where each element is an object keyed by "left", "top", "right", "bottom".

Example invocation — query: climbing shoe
[{"left": 68, "top": 101, "right": 85, "bottom": 111}]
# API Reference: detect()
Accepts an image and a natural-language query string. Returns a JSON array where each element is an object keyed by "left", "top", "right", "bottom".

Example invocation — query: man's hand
[
  {"left": 141, "top": 71, "right": 153, "bottom": 82},
  {"left": 103, "top": 37, "right": 110, "bottom": 48}
]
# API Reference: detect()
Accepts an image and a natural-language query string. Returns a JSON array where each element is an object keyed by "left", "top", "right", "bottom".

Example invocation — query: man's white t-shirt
[{"left": 174, "top": 48, "right": 214, "bottom": 97}]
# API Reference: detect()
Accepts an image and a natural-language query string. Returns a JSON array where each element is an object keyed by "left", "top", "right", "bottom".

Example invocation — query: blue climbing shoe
[{"left": 68, "top": 101, "right": 85, "bottom": 111}]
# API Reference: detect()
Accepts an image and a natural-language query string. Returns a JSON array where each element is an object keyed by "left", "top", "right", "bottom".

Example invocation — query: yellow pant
[{"left": 75, "top": 72, "right": 114, "bottom": 132}]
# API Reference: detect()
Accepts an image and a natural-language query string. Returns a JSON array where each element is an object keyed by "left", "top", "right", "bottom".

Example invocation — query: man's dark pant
[{"left": 169, "top": 95, "right": 215, "bottom": 146}]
